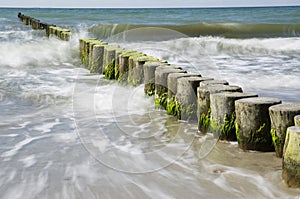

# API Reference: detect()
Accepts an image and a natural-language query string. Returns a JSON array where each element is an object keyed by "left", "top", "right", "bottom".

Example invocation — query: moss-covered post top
[
  {"left": 156, "top": 65, "right": 182, "bottom": 71},
  {"left": 200, "top": 79, "right": 229, "bottom": 87},
  {"left": 269, "top": 102, "right": 300, "bottom": 112},
  {"left": 200, "top": 84, "right": 243, "bottom": 94},
  {"left": 236, "top": 97, "right": 282, "bottom": 105},
  {"left": 144, "top": 61, "right": 169, "bottom": 67},
  {"left": 212, "top": 92, "right": 258, "bottom": 99},
  {"left": 121, "top": 50, "right": 144, "bottom": 58}
]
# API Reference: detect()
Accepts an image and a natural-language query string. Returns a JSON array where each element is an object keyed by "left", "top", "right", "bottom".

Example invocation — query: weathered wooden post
[
  {"left": 168, "top": 73, "right": 201, "bottom": 99},
  {"left": 114, "top": 47, "right": 126, "bottom": 80},
  {"left": 166, "top": 73, "right": 201, "bottom": 118},
  {"left": 90, "top": 42, "right": 108, "bottom": 74},
  {"left": 155, "top": 66, "right": 185, "bottom": 109},
  {"left": 144, "top": 62, "right": 169, "bottom": 96},
  {"left": 197, "top": 84, "right": 242, "bottom": 132},
  {"left": 118, "top": 50, "right": 142, "bottom": 82},
  {"left": 88, "top": 40, "right": 104, "bottom": 70},
  {"left": 200, "top": 80, "right": 229, "bottom": 87},
  {"left": 79, "top": 38, "right": 98, "bottom": 67},
  {"left": 269, "top": 102, "right": 300, "bottom": 157},
  {"left": 49, "top": 26, "right": 56, "bottom": 36},
  {"left": 132, "top": 56, "right": 158, "bottom": 86},
  {"left": 177, "top": 77, "right": 214, "bottom": 121},
  {"left": 282, "top": 126, "right": 300, "bottom": 188},
  {"left": 210, "top": 92, "right": 258, "bottom": 141},
  {"left": 103, "top": 45, "right": 122, "bottom": 79},
  {"left": 235, "top": 97, "right": 281, "bottom": 151},
  {"left": 127, "top": 54, "right": 149, "bottom": 85},
  {"left": 61, "top": 29, "right": 71, "bottom": 41}
]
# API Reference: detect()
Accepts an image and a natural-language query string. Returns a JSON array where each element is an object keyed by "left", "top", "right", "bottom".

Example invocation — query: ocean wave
[
  {"left": 190, "top": 36, "right": 300, "bottom": 54},
  {"left": 0, "top": 38, "right": 77, "bottom": 68},
  {"left": 89, "top": 22, "right": 300, "bottom": 39}
]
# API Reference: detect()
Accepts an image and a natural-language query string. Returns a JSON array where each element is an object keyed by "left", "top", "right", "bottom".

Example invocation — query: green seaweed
[
  {"left": 184, "top": 104, "right": 196, "bottom": 116},
  {"left": 155, "top": 86, "right": 168, "bottom": 98},
  {"left": 199, "top": 109, "right": 211, "bottom": 133},
  {"left": 235, "top": 123, "right": 241, "bottom": 143},
  {"left": 104, "top": 59, "right": 115, "bottom": 80},
  {"left": 179, "top": 103, "right": 197, "bottom": 121},
  {"left": 248, "top": 123, "right": 266, "bottom": 144},
  {"left": 236, "top": 122, "right": 274, "bottom": 151},
  {"left": 114, "top": 64, "right": 120, "bottom": 80},
  {"left": 80, "top": 39, "right": 100, "bottom": 66},
  {"left": 213, "top": 112, "right": 237, "bottom": 141},
  {"left": 145, "top": 83, "right": 155, "bottom": 96},
  {"left": 166, "top": 97, "right": 182, "bottom": 119},
  {"left": 89, "top": 48, "right": 101, "bottom": 74},
  {"left": 271, "top": 128, "right": 284, "bottom": 157},
  {"left": 155, "top": 93, "right": 168, "bottom": 109},
  {"left": 117, "top": 64, "right": 129, "bottom": 82},
  {"left": 271, "top": 128, "right": 279, "bottom": 147},
  {"left": 210, "top": 118, "right": 223, "bottom": 138}
]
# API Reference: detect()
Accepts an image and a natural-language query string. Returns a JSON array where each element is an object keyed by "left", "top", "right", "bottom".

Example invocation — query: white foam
[
  {"left": 93, "top": 84, "right": 154, "bottom": 118},
  {"left": 2, "top": 171, "right": 48, "bottom": 199},
  {"left": 19, "top": 155, "right": 37, "bottom": 168},
  {"left": 1, "top": 135, "right": 51, "bottom": 160},
  {"left": 0, "top": 37, "right": 75, "bottom": 68},
  {"left": 0, "top": 134, "right": 19, "bottom": 137},
  {"left": 51, "top": 132, "right": 78, "bottom": 144},
  {"left": 32, "top": 119, "right": 61, "bottom": 134},
  {"left": 92, "top": 138, "right": 110, "bottom": 153},
  {"left": 121, "top": 37, "right": 300, "bottom": 101},
  {"left": 9, "top": 121, "right": 31, "bottom": 130}
]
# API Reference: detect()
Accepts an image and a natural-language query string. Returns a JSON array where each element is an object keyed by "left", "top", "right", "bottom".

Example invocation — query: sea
[{"left": 0, "top": 6, "right": 300, "bottom": 198}]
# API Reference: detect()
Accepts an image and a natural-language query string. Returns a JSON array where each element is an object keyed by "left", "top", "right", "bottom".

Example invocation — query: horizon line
[{"left": 1, "top": 5, "right": 300, "bottom": 9}]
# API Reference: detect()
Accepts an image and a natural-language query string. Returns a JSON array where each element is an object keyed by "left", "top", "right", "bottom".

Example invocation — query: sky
[{"left": 0, "top": 0, "right": 299, "bottom": 8}]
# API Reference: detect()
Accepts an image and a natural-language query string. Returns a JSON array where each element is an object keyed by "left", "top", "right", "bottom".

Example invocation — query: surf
[{"left": 89, "top": 22, "right": 300, "bottom": 39}]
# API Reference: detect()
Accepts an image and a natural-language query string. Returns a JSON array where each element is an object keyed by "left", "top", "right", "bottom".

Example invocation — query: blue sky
[{"left": 0, "top": 0, "right": 299, "bottom": 8}]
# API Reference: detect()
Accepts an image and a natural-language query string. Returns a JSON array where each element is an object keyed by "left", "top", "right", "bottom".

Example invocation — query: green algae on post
[
  {"left": 118, "top": 50, "right": 142, "bottom": 82},
  {"left": 177, "top": 76, "right": 214, "bottom": 121},
  {"left": 209, "top": 92, "right": 258, "bottom": 141},
  {"left": 197, "top": 84, "right": 243, "bottom": 132},
  {"left": 282, "top": 126, "right": 300, "bottom": 188},
  {"left": 104, "top": 59, "right": 116, "bottom": 80},
  {"left": 90, "top": 43, "right": 107, "bottom": 74},
  {"left": 235, "top": 97, "right": 281, "bottom": 152},
  {"left": 132, "top": 56, "right": 158, "bottom": 86},
  {"left": 269, "top": 102, "right": 300, "bottom": 158},
  {"left": 166, "top": 96, "right": 182, "bottom": 119},
  {"left": 198, "top": 109, "right": 211, "bottom": 133},
  {"left": 144, "top": 62, "right": 168, "bottom": 96}
]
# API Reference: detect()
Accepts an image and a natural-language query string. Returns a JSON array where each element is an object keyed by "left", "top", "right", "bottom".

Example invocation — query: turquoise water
[
  {"left": 2, "top": 6, "right": 300, "bottom": 25},
  {"left": 0, "top": 7, "right": 300, "bottom": 198}
]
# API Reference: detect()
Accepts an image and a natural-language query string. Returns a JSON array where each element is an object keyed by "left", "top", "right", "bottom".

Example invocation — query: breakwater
[
  {"left": 18, "top": 14, "right": 300, "bottom": 188},
  {"left": 79, "top": 38, "right": 300, "bottom": 187},
  {"left": 17, "top": 12, "right": 71, "bottom": 41}
]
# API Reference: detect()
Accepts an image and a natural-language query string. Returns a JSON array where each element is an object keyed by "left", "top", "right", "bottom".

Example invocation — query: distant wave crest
[{"left": 89, "top": 22, "right": 300, "bottom": 39}]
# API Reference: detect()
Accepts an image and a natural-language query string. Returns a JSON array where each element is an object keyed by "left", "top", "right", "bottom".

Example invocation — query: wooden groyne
[
  {"left": 18, "top": 14, "right": 300, "bottom": 188},
  {"left": 79, "top": 38, "right": 300, "bottom": 188},
  {"left": 17, "top": 13, "right": 71, "bottom": 41}
]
